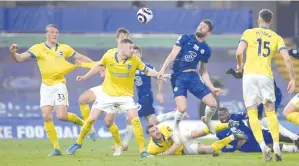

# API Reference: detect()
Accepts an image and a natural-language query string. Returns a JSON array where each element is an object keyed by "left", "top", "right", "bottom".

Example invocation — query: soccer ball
[{"left": 137, "top": 8, "right": 153, "bottom": 24}]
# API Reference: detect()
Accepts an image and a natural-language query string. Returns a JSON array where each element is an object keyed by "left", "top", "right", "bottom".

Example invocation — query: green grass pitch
[{"left": 1, "top": 139, "right": 299, "bottom": 166}]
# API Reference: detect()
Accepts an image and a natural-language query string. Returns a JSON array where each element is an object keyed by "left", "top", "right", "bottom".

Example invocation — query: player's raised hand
[
  {"left": 287, "top": 79, "right": 295, "bottom": 94},
  {"left": 9, "top": 44, "right": 18, "bottom": 53},
  {"left": 211, "top": 87, "right": 223, "bottom": 96},
  {"left": 76, "top": 76, "right": 86, "bottom": 81}
]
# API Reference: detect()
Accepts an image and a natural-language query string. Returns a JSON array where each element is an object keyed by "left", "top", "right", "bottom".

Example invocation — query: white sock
[
  {"left": 282, "top": 144, "right": 299, "bottom": 152},
  {"left": 259, "top": 141, "right": 267, "bottom": 152},
  {"left": 273, "top": 142, "right": 281, "bottom": 154},
  {"left": 174, "top": 111, "right": 184, "bottom": 126},
  {"left": 204, "top": 106, "right": 216, "bottom": 121},
  {"left": 262, "top": 117, "right": 299, "bottom": 141},
  {"left": 122, "top": 124, "right": 133, "bottom": 147},
  {"left": 173, "top": 111, "right": 184, "bottom": 144},
  {"left": 279, "top": 124, "right": 299, "bottom": 141},
  {"left": 156, "top": 112, "right": 175, "bottom": 123}
]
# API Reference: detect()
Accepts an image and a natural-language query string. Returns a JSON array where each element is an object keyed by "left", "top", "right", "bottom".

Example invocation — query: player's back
[{"left": 242, "top": 27, "right": 286, "bottom": 78}]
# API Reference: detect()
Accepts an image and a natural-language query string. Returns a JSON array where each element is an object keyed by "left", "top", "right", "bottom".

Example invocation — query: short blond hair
[{"left": 45, "top": 24, "right": 58, "bottom": 32}]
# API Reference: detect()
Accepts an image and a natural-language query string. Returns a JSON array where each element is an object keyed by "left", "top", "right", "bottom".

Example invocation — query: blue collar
[
  {"left": 45, "top": 42, "right": 58, "bottom": 51},
  {"left": 153, "top": 135, "right": 165, "bottom": 148},
  {"left": 114, "top": 52, "right": 128, "bottom": 64}
]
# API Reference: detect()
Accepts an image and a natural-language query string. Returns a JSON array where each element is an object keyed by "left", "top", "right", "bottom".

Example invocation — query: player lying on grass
[
  {"left": 227, "top": 48, "right": 299, "bottom": 145},
  {"left": 146, "top": 121, "right": 243, "bottom": 156},
  {"left": 282, "top": 49, "right": 299, "bottom": 127},
  {"left": 217, "top": 107, "right": 299, "bottom": 153}
]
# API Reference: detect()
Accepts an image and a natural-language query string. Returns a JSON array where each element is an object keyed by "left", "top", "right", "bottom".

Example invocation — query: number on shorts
[
  {"left": 257, "top": 38, "right": 271, "bottom": 57},
  {"left": 57, "top": 94, "right": 65, "bottom": 101}
]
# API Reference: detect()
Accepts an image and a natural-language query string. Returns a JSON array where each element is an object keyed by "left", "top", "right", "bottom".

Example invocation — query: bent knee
[
  {"left": 42, "top": 113, "right": 52, "bottom": 122},
  {"left": 79, "top": 90, "right": 95, "bottom": 104},
  {"left": 56, "top": 114, "right": 68, "bottom": 121}
]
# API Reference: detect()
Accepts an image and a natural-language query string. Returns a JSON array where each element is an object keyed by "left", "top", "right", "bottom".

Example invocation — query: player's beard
[{"left": 195, "top": 32, "right": 206, "bottom": 38}]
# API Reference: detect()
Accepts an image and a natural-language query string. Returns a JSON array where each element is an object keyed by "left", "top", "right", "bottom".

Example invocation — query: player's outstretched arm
[
  {"left": 280, "top": 49, "right": 295, "bottom": 93},
  {"left": 158, "top": 45, "right": 181, "bottom": 78},
  {"left": 77, "top": 61, "right": 99, "bottom": 69},
  {"left": 159, "top": 135, "right": 182, "bottom": 156},
  {"left": 9, "top": 44, "right": 32, "bottom": 63},
  {"left": 235, "top": 41, "right": 247, "bottom": 72},
  {"left": 199, "top": 62, "right": 223, "bottom": 96},
  {"left": 73, "top": 52, "right": 93, "bottom": 63},
  {"left": 144, "top": 67, "right": 170, "bottom": 80},
  {"left": 77, "top": 62, "right": 104, "bottom": 81}
]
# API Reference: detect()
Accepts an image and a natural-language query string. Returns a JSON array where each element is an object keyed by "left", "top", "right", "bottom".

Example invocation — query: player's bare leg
[
  {"left": 66, "top": 108, "right": 103, "bottom": 155},
  {"left": 78, "top": 89, "right": 96, "bottom": 121},
  {"left": 105, "top": 113, "right": 122, "bottom": 156},
  {"left": 182, "top": 121, "right": 239, "bottom": 142},
  {"left": 78, "top": 90, "right": 97, "bottom": 141},
  {"left": 174, "top": 96, "right": 188, "bottom": 144},
  {"left": 201, "top": 93, "right": 218, "bottom": 134},
  {"left": 41, "top": 106, "right": 62, "bottom": 156},
  {"left": 261, "top": 117, "right": 299, "bottom": 143},
  {"left": 247, "top": 105, "right": 272, "bottom": 161},
  {"left": 126, "top": 108, "right": 152, "bottom": 158},
  {"left": 283, "top": 100, "right": 299, "bottom": 125},
  {"left": 264, "top": 101, "right": 281, "bottom": 161},
  {"left": 283, "top": 101, "right": 299, "bottom": 148}
]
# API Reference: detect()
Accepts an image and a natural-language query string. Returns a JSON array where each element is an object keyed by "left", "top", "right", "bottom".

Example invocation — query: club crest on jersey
[
  {"left": 200, "top": 49, "right": 205, "bottom": 54},
  {"left": 193, "top": 44, "right": 199, "bottom": 51},
  {"left": 56, "top": 51, "right": 64, "bottom": 59},
  {"left": 127, "top": 64, "right": 132, "bottom": 70},
  {"left": 185, "top": 51, "right": 197, "bottom": 62}
]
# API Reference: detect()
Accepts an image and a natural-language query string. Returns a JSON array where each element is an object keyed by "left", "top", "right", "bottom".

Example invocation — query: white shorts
[
  {"left": 91, "top": 86, "right": 136, "bottom": 114},
  {"left": 40, "top": 83, "right": 68, "bottom": 108},
  {"left": 181, "top": 128, "right": 199, "bottom": 155},
  {"left": 242, "top": 74, "right": 275, "bottom": 108},
  {"left": 90, "top": 85, "right": 102, "bottom": 99},
  {"left": 288, "top": 93, "right": 299, "bottom": 106}
]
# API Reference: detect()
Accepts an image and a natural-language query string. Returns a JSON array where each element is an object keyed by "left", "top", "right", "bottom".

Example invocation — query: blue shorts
[
  {"left": 137, "top": 92, "right": 155, "bottom": 118},
  {"left": 170, "top": 72, "right": 211, "bottom": 99}
]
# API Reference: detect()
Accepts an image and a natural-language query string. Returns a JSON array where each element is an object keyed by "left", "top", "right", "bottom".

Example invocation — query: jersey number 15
[{"left": 257, "top": 38, "right": 270, "bottom": 57}]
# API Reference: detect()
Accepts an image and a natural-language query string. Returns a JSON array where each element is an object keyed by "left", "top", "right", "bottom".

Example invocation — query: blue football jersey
[
  {"left": 216, "top": 113, "right": 264, "bottom": 152},
  {"left": 134, "top": 63, "right": 154, "bottom": 99},
  {"left": 171, "top": 34, "right": 211, "bottom": 75}
]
